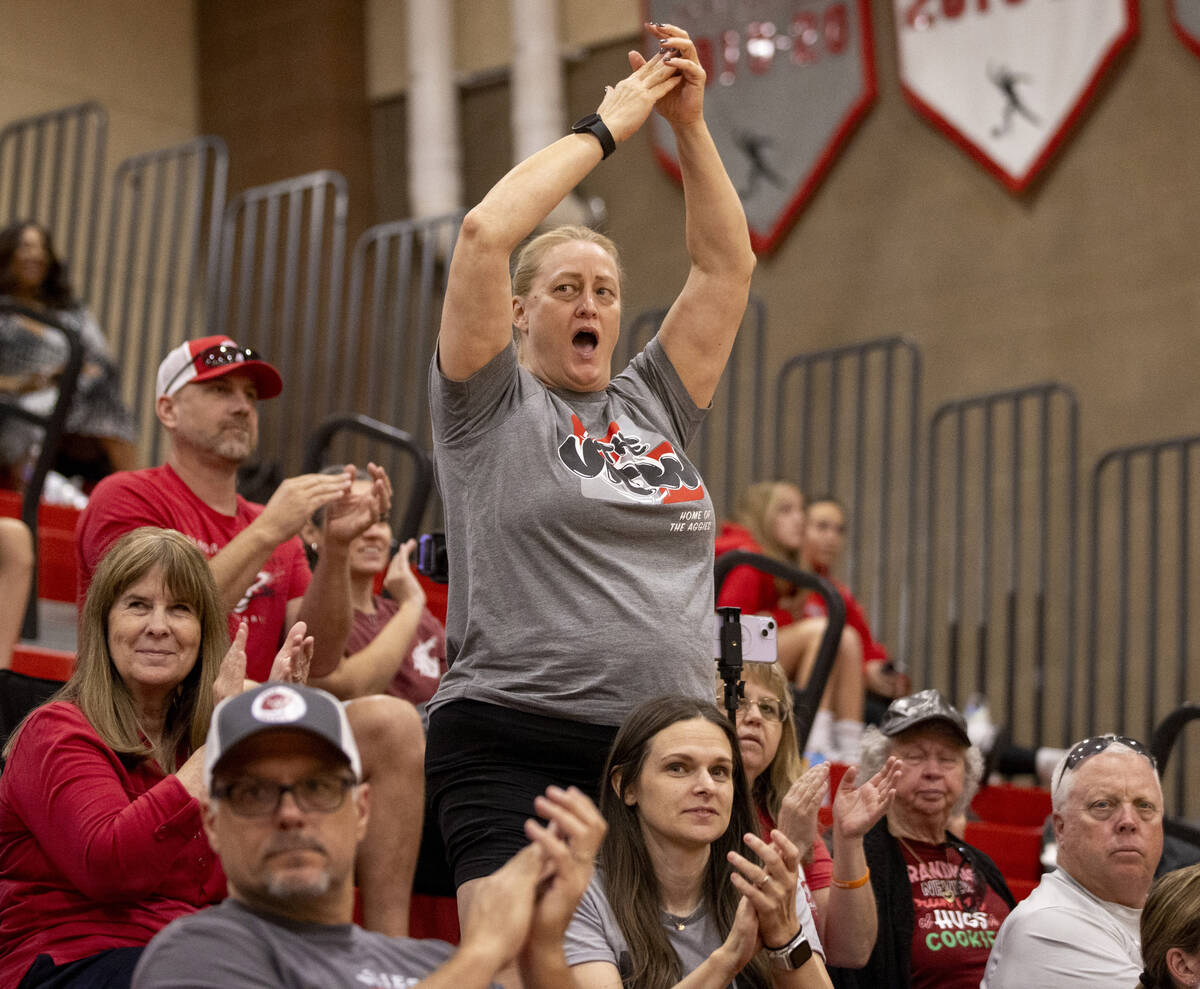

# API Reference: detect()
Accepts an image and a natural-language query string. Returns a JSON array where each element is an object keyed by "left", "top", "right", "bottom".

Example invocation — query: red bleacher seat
[
  {"left": 971, "top": 782, "right": 1052, "bottom": 828},
  {"left": 11, "top": 644, "right": 75, "bottom": 681},
  {"left": 0, "top": 490, "right": 80, "bottom": 603}
]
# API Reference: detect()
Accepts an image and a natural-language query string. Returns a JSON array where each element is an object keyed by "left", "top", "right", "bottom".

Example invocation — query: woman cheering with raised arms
[{"left": 426, "top": 21, "right": 757, "bottom": 954}]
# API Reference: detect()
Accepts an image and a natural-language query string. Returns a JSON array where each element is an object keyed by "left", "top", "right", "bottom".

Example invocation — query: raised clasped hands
[
  {"left": 323, "top": 462, "right": 392, "bottom": 546},
  {"left": 636, "top": 23, "right": 706, "bottom": 126}
]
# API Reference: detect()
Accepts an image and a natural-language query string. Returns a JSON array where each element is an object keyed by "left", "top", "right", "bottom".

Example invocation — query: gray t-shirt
[
  {"left": 428, "top": 337, "right": 716, "bottom": 725},
  {"left": 132, "top": 898, "right": 479, "bottom": 988},
  {"left": 564, "top": 871, "right": 822, "bottom": 987},
  {"left": 981, "top": 866, "right": 1142, "bottom": 988}
]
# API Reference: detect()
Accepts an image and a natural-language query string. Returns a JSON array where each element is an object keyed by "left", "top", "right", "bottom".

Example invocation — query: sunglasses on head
[
  {"left": 164, "top": 342, "right": 263, "bottom": 395},
  {"left": 1053, "top": 733, "right": 1156, "bottom": 793}
]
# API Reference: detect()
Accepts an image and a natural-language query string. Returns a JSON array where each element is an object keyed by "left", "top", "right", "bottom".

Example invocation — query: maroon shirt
[
  {"left": 899, "top": 837, "right": 1010, "bottom": 989},
  {"left": 346, "top": 595, "right": 448, "bottom": 707}
]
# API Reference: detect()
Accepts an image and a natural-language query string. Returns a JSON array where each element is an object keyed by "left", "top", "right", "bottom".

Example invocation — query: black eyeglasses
[
  {"left": 1053, "top": 734, "right": 1156, "bottom": 793},
  {"left": 212, "top": 774, "right": 356, "bottom": 817},
  {"left": 163, "top": 342, "right": 263, "bottom": 395},
  {"left": 735, "top": 696, "right": 785, "bottom": 724}
]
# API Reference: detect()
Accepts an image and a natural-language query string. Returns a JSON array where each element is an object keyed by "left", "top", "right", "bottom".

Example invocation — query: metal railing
[
  {"left": 100, "top": 137, "right": 229, "bottom": 464},
  {"left": 0, "top": 103, "right": 106, "bottom": 300},
  {"left": 714, "top": 550, "right": 846, "bottom": 750},
  {"left": 773, "top": 336, "right": 922, "bottom": 667},
  {"left": 923, "top": 382, "right": 1079, "bottom": 749},
  {"left": 1087, "top": 434, "right": 1200, "bottom": 818},
  {"left": 340, "top": 212, "right": 463, "bottom": 450},
  {"left": 302, "top": 413, "right": 435, "bottom": 542},
  {"left": 216, "top": 170, "right": 348, "bottom": 475},
  {"left": 617, "top": 294, "right": 769, "bottom": 519},
  {"left": 0, "top": 300, "right": 84, "bottom": 638}
]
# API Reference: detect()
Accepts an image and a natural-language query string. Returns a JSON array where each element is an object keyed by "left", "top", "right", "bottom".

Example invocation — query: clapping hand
[
  {"left": 268, "top": 621, "right": 314, "bottom": 684},
  {"left": 833, "top": 757, "right": 900, "bottom": 842}
]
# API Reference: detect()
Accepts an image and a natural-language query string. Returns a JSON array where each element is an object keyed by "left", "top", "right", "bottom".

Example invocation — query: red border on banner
[
  {"left": 897, "top": 0, "right": 1139, "bottom": 194},
  {"left": 1171, "top": 0, "right": 1200, "bottom": 57},
  {"left": 646, "top": 0, "right": 878, "bottom": 255}
]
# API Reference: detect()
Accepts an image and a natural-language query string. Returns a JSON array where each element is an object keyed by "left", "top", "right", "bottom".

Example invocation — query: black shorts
[{"left": 425, "top": 699, "right": 618, "bottom": 888}]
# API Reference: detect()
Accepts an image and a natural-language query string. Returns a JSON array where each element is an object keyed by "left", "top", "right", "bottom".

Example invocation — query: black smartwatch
[
  {"left": 764, "top": 929, "right": 813, "bottom": 970},
  {"left": 570, "top": 113, "right": 616, "bottom": 159}
]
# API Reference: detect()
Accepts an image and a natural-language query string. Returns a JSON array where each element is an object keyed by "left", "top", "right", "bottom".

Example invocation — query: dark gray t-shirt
[
  {"left": 132, "top": 899, "right": 475, "bottom": 988},
  {"left": 428, "top": 337, "right": 716, "bottom": 725}
]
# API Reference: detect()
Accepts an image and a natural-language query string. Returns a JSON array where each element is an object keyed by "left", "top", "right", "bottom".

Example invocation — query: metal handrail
[
  {"left": 714, "top": 550, "right": 846, "bottom": 750},
  {"left": 302, "top": 413, "right": 434, "bottom": 543},
  {"left": 0, "top": 298, "right": 84, "bottom": 638}
]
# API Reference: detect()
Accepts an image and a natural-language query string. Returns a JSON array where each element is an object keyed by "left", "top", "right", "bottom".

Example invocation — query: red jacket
[
  {"left": 715, "top": 523, "right": 889, "bottom": 667},
  {"left": 714, "top": 522, "right": 797, "bottom": 627},
  {"left": 0, "top": 702, "right": 225, "bottom": 984}
]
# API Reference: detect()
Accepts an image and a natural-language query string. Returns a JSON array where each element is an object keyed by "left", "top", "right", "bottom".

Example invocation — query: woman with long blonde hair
[{"left": 717, "top": 481, "right": 866, "bottom": 763}]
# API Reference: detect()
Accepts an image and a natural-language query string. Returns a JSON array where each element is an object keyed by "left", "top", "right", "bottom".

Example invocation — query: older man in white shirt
[{"left": 982, "top": 734, "right": 1163, "bottom": 988}]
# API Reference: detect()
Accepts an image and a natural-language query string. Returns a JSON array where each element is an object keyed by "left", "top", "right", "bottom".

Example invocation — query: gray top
[
  {"left": 981, "top": 866, "right": 1142, "bottom": 988},
  {"left": 428, "top": 336, "right": 715, "bottom": 725},
  {"left": 564, "top": 871, "right": 822, "bottom": 986},
  {"left": 132, "top": 898, "right": 482, "bottom": 988}
]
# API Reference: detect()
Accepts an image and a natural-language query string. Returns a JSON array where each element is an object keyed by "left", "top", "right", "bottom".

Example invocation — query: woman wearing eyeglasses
[
  {"left": 827, "top": 690, "right": 1015, "bottom": 989},
  {"left": 724, "top": 662, "right": 898, "bottom": 969},
  {"left": 0, "top": 528, "right": 310, "bottom": 988}
]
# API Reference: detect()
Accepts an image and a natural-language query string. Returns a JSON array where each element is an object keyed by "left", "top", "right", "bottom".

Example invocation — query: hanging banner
[
  {"left": 894, "top": 0, "right": 1138, "bottom": 193},
  {"left": 1172, "top": 0, "right": 1200, "bottom": 58},
  {"left": 648, "top": 0, "right": 876, "bottom": 254}
]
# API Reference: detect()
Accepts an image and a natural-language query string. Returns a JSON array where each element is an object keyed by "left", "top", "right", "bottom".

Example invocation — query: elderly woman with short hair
[{"left": 826, "top": 690, "right": 1015, "bottom": 989}]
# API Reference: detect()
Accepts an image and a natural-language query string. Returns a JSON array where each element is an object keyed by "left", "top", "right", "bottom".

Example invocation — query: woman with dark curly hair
[{"left": 0, "top": 220, "right": 137, "bottom": 488}]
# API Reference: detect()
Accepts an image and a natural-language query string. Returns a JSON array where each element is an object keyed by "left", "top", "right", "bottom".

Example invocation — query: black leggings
[{"left": 425, "top": 699, "right": 617, "bottom": 887}]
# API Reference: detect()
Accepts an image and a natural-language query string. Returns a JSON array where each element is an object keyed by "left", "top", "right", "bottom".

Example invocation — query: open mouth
[{"left": 572, "top": 330, "right": 598, "bottom": 356}]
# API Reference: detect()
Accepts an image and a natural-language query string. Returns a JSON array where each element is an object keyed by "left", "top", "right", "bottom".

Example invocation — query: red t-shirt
[
  {"left": 899, "top": 837, "right": 1011, "bottom": 989},
  {"left": 346, "top": 595, "right": 448, "bottom": 706},
  {"left": 799, "top": 573, "right": 889, "bottom": 668},
  {"left": 0, "top": 703, "right": 224, "bottom": 985},
  {"left": 76, "top": 464, "right": 311, "bottom": 681}
]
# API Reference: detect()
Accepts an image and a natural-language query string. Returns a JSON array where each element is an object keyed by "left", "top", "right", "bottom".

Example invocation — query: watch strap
[
  {"left": 765, "top": 929, "right": 813, "bottom": 970},
  {"left": 570, "top": 113, "right": 615, "bottom": 160}
]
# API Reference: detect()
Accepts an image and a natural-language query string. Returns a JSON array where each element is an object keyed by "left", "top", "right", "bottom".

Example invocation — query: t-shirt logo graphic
[{"left": 557, "top": 414, "right": 705, "bottom": 505}]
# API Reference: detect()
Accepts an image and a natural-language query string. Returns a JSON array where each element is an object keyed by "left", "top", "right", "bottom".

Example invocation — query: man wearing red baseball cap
[{"left": 74, "top": 335, "right": 424, "bottom": 936}]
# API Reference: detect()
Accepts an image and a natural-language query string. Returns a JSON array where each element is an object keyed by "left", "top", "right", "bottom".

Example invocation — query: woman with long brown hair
[
  {"left": 0, "top": 527, "right": 309, "bottom": 987},
  {"left": 565, "top": 696, "right": 832, "bottom": 988}
]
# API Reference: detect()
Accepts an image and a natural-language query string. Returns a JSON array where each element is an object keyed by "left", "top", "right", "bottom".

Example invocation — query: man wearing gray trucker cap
[{"left": 134, "top": 683, "right": 605, "bottom": 989}]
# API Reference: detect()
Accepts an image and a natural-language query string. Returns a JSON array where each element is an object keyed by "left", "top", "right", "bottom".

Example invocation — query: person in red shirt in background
[
  {"left": 74, "top": 336, "right": 425, "bottom": 936},
  {"left": 716, "top": 482, "right": 867, "bottom": 763},
  {"left": 799, "top": 497, "right": 910, "bottom": 727}
]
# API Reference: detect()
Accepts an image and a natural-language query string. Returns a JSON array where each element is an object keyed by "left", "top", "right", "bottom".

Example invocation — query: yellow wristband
[{"left": 830, "top": 869, "right": 870, "bottom": 889}]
